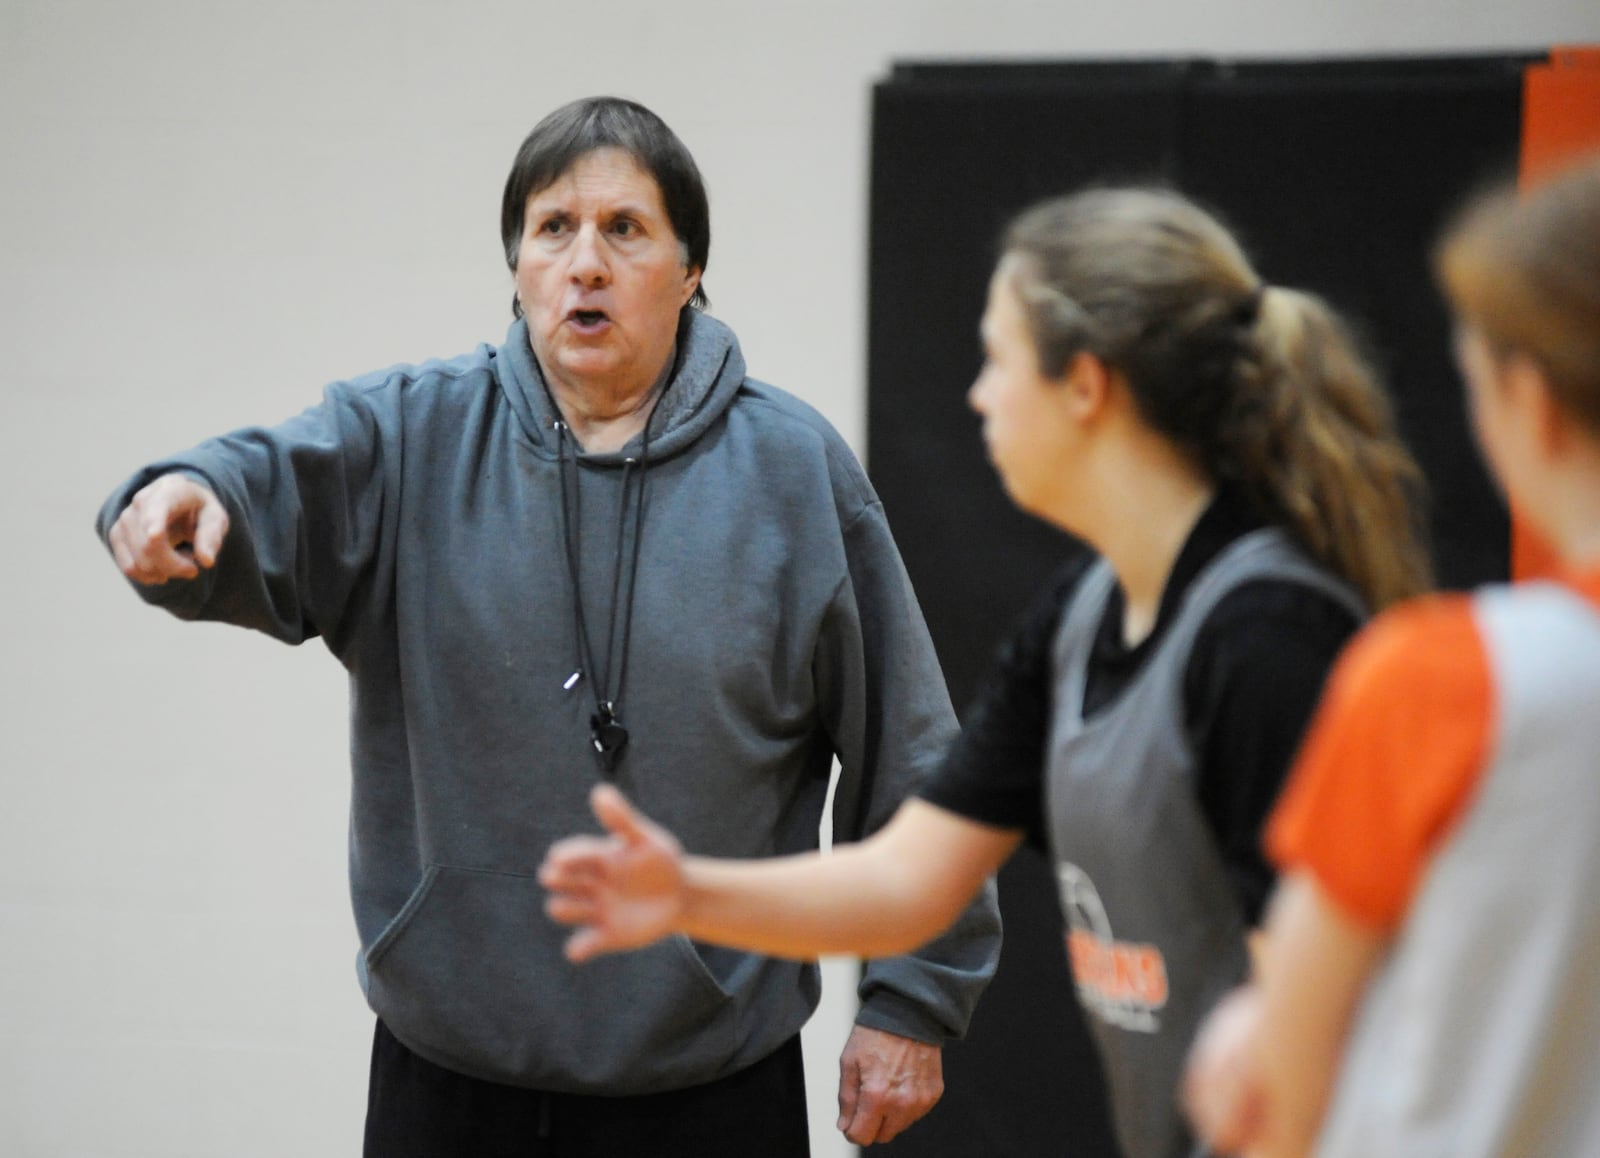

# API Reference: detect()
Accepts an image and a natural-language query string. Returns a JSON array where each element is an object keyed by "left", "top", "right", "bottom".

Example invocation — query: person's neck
[
  {"left": 547, "top": 353, "right": 674, "bottom": 456},
  {"left": 1534, "top": 458, "right": 1600, "bottom": 573},
  {"left": 1081, "top": 451, "right": 1215, "bottom": 648}
]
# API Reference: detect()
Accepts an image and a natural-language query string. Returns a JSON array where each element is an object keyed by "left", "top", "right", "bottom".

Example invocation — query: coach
[{"left": 96, "top": 95, "right": 998, "bottom": 1157}]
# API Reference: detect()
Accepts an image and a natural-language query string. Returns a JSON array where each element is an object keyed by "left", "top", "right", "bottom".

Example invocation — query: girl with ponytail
[{"left": 541, "top": 187, "right": 1431, "bottom": 1158}]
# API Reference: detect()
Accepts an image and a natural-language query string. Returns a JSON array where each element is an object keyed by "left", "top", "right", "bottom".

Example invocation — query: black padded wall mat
[{"left": 866, "top": 56, "right": 1526, "bottom": 1158}]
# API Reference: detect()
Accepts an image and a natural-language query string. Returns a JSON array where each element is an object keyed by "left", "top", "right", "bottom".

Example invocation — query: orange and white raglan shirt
[{"left": 1268, "top": 569, "right": 1600, "bottom": 1157}]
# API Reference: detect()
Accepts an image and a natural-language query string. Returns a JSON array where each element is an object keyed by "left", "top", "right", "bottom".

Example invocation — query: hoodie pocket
[
  {"left": 365, "top": 865, "right": 442, "bottom": 969},
  {"left": 363, "top": 863, "right": 740, "bottom": 1090}
]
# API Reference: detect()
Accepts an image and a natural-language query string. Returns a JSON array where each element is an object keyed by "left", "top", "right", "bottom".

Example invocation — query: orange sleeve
[{"left": 1266, "top": 595, "right": 1495, "bottom": 932}]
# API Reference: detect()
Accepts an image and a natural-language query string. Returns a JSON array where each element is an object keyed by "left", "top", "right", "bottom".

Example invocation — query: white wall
[{"left": 2, "top": 2, "right": 1595, "bottom": 1155}]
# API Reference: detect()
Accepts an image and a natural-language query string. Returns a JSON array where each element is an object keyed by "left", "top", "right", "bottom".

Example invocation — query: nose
[
  {"left": 967, "top": 371, "right": 987, "bottom": 414},
  {"left": 569, "top": 224, "right": 610, "bottom": 286}
]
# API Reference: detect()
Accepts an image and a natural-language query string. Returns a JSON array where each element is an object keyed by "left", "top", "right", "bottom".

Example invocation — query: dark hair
[
  {"left": 1436, "top": 155, "right": 1600, "bottom": 435},
  {"left": 500, "top": 96, "right": 710, "bottom": 317},
  {"left": 1003, "top": 187, "right": 1432, "bottom": 612}
]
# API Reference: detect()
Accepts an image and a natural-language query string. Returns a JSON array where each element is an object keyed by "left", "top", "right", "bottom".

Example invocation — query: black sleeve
[
  {"left": 917, "top": 558, "right": 1091, "bottom": 849},
  {"left": 1185, "top": 580, "right": 1361, "bottom": 925}
]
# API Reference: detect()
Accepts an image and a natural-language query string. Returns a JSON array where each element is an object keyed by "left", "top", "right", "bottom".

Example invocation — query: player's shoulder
[{"left": 1333, "top": 591, "right": 1485, "bottom": 712}]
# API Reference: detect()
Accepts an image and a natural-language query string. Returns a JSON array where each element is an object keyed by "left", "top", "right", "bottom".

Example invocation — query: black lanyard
[{"left": 552, "top": 413, "right": 652, "bottom": 775}]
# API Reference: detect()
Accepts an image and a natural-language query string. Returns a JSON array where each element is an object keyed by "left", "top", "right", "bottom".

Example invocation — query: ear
[
  {"left": 681, "top": 265, "right": 703, "bottom": 309},
  {"left": 1058, "top": 350, "right": 1116, "bottom": 422}
]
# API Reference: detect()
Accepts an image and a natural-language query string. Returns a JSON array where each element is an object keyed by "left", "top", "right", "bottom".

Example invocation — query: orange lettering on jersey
[{"left": 1066, "top": 929, "right": 1170, "bottom": 1009}]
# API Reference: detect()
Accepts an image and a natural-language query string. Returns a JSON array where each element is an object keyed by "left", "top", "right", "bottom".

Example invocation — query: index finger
[{"left": 191, "top": 495, "right": 230, "bottom": 568}]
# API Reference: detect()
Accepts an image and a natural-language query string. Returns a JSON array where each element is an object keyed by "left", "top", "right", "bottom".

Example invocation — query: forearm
[
  {"left": 1252, "top": 874, "right": 1386, "bottom": 1156},
  {"left": 678, "top": 845, "right": 942, "bottom": 959},
  {"left": 677, "top": 801, "right": 1017, "bottom": 961}
]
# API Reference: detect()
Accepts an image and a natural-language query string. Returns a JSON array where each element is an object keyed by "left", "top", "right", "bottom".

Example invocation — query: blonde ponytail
[{"left": 1228, "top": 287, "right": 1433, "bottom": 611}]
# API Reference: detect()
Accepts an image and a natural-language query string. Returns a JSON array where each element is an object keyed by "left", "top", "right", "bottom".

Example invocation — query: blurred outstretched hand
[{"left": 540, "top": 784, "right": 688, "bottom": 962}]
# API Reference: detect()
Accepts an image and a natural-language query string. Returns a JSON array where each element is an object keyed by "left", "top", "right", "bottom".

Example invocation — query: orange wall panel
[{"left": 1513, "top": 48, "right": 1600, "bottom": 579}]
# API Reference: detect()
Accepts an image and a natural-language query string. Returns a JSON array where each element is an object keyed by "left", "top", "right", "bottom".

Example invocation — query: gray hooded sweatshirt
[{"left": 97, "top": 311, "right": 1000, "bottom": 1094}]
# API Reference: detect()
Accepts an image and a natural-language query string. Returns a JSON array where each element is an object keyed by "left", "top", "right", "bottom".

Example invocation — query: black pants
[{"left": 363, "top": 1020, "right": 811, "bottom": 1158}]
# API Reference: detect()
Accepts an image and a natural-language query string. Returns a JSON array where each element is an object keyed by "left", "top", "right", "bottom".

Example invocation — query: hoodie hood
[{"left": 497, "top": 309, "right": 747, "bottom": 464}]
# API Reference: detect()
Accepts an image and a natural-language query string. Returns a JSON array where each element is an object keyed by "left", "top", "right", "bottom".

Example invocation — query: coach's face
[{"left": 515, "top": 147, "right": 702, "bottom": 403}]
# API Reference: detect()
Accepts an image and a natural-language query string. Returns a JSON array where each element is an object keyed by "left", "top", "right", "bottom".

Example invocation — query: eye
[
  {"left": 611, "top": 218, "right": 638, "bottom": 237},
  {"left": 536, "top": 217, "right": 568, "bottom": 237}
]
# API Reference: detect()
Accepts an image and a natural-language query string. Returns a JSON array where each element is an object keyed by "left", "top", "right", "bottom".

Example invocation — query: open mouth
[{"left": 569, "top": 308, "right": 610, "bottom": 329}]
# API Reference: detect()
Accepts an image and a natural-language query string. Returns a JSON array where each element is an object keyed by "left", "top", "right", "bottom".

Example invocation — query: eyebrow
[{"left": 528, "top": 199, "right": 657, "bottom": 220}]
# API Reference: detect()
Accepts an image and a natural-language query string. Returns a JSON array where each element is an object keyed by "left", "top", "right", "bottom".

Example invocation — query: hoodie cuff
[{"left": 853, "top": 989, "right": 950, "bottom": 1046}]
